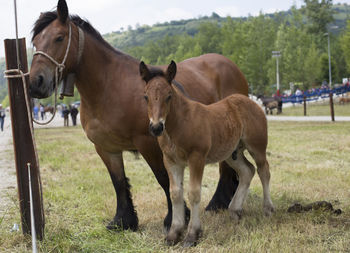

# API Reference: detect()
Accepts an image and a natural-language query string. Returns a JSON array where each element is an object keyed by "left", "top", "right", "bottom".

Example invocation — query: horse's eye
[
  {"left": 56, "top": 36, "right": 64, "bottom": 42},
  {"left": 144, "top": 95, "right": 148, "bottom": 102},
  {"left": 166, "top": 95, "right": 172, "bottom": 102}
]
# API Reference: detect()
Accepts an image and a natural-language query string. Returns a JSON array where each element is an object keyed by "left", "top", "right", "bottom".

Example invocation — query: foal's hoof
[
  {"left": 230, "top": 209, "right": 243, "bottom": 221},
  {"left": 264, "top": 205, "right": 275, "bottom": 217},
  {"left": 183, "top": 229, "right": 202, "bottom": 248},
  {"left": 166, "top": 232, "right": 181, "bottom": 246}
]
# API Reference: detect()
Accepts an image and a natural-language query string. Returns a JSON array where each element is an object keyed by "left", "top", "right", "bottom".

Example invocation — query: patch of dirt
[{"left": 0, "top": 116, "right": 16, "bottom": 215}]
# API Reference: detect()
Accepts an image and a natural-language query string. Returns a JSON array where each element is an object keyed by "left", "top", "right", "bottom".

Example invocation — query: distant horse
[
  {"left": 258, "top": 95, "right": 282, "bottom": 114},
  {"left": 140, "top": 61, "right": 274, "bottom": 247},
  {"left": 28, "top": 0, "right": 249, "bottom": 231},
  {"left": 265, "top": 101, "right": 278, "bottom": 115},
  {"left": 339, "top": 97, "right": 350, "bottom": 104},
  {"left": 44, "top": 105, "right": 55, "bottom": 114}
]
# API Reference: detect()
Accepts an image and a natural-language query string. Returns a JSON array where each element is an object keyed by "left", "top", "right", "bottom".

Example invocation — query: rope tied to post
[{"left": 4, "top": 68, "right": 58, "bottom": 125}]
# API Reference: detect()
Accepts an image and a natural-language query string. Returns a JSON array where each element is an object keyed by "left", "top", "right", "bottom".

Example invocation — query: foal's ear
[
  {"left": 57, "top": 0, "right": 69, "bottom": 24},
  {"left": 165, "top": 60, "right": 177, "bottom": 84},
  {"left": 139, "top": 61, "right": 151, "bottom": 83}
]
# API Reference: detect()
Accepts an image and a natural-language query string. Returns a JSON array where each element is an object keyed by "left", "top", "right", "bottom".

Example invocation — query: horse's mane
[{"left": 31, "top": 11, "right": 122, "bottom": 55}]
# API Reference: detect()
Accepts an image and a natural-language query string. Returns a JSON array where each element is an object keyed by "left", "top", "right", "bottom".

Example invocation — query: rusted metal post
[
  {"left": 303, "top": 95, "right": 307, "bottom": 116},
  {"left": 329, "top": 92, "right": 335, "bottom": 122},
  {"left": 4, "top": 38, "right": 45, "bottom": 239}
]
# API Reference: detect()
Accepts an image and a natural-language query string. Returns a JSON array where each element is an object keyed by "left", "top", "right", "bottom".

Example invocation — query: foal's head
[{"left": 139, "top": 61, "right": 177, "bottom": 137}]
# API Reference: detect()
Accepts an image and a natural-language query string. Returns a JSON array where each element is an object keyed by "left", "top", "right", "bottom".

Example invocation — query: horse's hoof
[
  {"left": 106, "top": 215, "right": 138, "bottom": 232},
  {"left": 230, "top": 209, "right": 243, "bottom": 221}
]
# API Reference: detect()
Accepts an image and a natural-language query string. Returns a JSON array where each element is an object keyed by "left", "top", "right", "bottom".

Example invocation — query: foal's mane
[
  {"left": 146, "top": 67, "right": 188, "bottom": 97},
  {"left": 32, "top": 11, "right": 122, "bottom": 55}
]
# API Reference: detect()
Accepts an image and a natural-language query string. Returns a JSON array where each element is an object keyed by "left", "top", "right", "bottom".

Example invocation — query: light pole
[
  {"left": 272, "top": 51, "right": 281, "bottom": 96},
  {"left": 325, "top": 26, "right": 338, "bottom": 122},
  {"left": 325, "top": 32, "right": 332, "bottom": 88}
]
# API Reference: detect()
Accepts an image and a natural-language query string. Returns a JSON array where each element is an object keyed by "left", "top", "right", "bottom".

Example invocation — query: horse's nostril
[{"left": 38, "top": 75, "right": 44, "bottom": 87}]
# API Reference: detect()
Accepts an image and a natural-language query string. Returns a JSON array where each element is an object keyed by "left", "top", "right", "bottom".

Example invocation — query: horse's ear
[
  {"left": 165, "top": 60, "right": 177, "bottom": 84},
  {"left": 139, "top": 61, "right": 151, "bottom": 83},
  {"left": 57, "top": 0, "right": 69, "bottom": 24}
]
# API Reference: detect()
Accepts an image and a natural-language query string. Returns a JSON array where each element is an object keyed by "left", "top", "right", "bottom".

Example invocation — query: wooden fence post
[
  {"left": 4, "top": 38, "right": 45, "bottom": 239},
  {"left": 303, "top": 95, "right": 307, "bottom": 116},
  {"left": 329, "top": 92, "right": 335, "bottom": 122}
]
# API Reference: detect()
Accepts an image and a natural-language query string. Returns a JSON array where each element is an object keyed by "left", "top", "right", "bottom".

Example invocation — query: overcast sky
[{"left": 1, "top": 0, "right": 349, "bottom": 58}]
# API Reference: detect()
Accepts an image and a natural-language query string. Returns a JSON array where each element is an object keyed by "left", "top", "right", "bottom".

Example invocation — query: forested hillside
[{"left": 1, "top": 1, "right": 350, "bottom": 104}]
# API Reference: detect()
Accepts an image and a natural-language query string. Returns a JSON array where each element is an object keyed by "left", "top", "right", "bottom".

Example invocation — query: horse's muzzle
[{"left": 149, "top": 122, "right": 164, "bottom": 137}]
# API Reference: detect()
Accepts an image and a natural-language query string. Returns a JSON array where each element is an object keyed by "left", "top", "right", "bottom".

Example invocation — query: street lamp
[
  {"left": 324, "top": 26, "right": 338, "bottom": 88},
  {"left": 324, "top": 26, "right": 338, "bottom": 121},
  {"left": 272, "top": 51, "right": 281, "bottom": 96}
]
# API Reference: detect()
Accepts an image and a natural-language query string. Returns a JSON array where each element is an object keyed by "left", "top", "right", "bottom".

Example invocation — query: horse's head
[
  {"left": 29, "top": 0, "right": 82, "bottom": 98},
  {"left": 139, "top": 61, "right": 177, "bottom": 137}
]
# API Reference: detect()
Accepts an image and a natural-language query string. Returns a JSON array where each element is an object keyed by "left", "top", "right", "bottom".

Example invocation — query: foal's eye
[
  {"left": 144, "top": 95, "right": 149, "bottom": 102},
  {"left": 166, "top": 95, "right": 172, "bottom": 102},
  {"left": 55, "top": 36, "right": 64, "bottom": 42}
]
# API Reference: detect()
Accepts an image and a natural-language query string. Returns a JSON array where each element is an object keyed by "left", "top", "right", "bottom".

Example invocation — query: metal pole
[
  {"left": 28, "top": 163, "right": 38, "bottom": 253},
  {"left": 327, "top": 33, "right": 332, "bottom": 88},
  {"left": 326, "top": 32, "right": 335, "bottom": 122}
]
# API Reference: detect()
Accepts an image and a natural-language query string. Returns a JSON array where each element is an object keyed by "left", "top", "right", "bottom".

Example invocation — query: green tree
[
  {"left": 340, "top": 20, "right": 350, "bottom": 75},
  {"left": 303, "top": 0, "right": 334, "bottom": 35}
]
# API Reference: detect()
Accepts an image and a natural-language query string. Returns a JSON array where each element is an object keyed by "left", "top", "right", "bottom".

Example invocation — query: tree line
[
  {"left": 1, "top": 0, "right": 350, "bottom": 106},
  {"left": 125, "top": 1, "right": 350, "bottom": 95}
]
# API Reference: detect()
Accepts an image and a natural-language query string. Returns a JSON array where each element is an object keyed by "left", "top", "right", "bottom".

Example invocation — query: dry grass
[{"left": 0, "top": 122, "right": 350, "bottom": 252}]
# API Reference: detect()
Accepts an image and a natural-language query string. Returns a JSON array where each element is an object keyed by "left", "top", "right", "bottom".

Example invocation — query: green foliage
[
  {"left": 303, "top": 0, "right": 334, "bottom": 35},
  {"left": 340, "top": 20, "right": 350, "bottom": 74}
]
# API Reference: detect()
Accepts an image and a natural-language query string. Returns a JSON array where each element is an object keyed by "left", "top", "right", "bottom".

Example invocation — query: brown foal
[{"left": 140, "top": 61, "right": 274, "bottom": 247}]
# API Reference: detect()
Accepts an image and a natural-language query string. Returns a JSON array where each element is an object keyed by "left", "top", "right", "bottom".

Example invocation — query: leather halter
[{"left": 33, "top": 23, "right": 85, "bottom": 97}]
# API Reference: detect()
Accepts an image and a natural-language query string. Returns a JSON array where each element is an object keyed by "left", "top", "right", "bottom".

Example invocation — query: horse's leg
[
  {"left": 133, "top": 135, "right": 190, "bottom": 231},
  {"left": 95, "top": 146, "right": 138, "bottom": 231},
  {"left": 205, "top": 161, "right": 238, "bottom": 211},
  {"left": 225, "top": 150, "right": 255, "bottom": 221},
  {"left": 249, "top": 151, "right": 274, "bottom": 216},
  {"left": 163, "top": 155, "right": 185, "bottom": 245},
  {"left": 183, "top": 152, "right": 205, "bottom": 247}
]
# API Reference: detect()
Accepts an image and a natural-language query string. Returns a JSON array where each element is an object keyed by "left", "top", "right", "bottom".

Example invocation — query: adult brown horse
[
  {"left": 29, "top": 0, "right": 248, "bottom": 231},
  {"left": 140, "top": 61, "right": 274, "bottom": 247}
]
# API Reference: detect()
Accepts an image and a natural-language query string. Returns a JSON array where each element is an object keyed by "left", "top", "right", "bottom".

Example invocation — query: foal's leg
[
  {"left": 163, "top": 155, "right": 185, "bottom": 245},
  {"left": 133, "top": 135, "right": 190, "bottom": 231},
  {"left": 249, "top": 151, "right": 274, "bottom": 216},
  {"left": 225, "top": 150, "right": 255, "bottom": 221},
  {"left": 183, "top": 152, "right": 205, "bottom": 247},
  {"left": 95, "top": 146, "right": 138, "bottom": 231}
]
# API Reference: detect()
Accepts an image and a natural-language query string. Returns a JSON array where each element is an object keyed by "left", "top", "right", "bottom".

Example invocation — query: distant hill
[{"left": 104, "top": 3, "right": 350, "bottom": 51}]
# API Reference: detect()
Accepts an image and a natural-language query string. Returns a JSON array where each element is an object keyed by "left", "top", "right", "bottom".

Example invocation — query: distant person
[
  {"left": 0, "top": 104, "right": 5, "bottom": 131},
  {"left": 70, "top": 105, "right": 79, "bottom": 126},
  {"left": 33, "top": 105, "right": 39, "bottom": 120},
  {"left": 62, "top": 106, "right": 70, "bottom": 127},
  {"left": 40, "top": 103, "right": 45, "bottom": 120}
]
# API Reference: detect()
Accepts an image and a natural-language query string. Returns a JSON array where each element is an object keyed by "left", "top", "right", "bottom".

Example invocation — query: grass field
[
  {"left": 281, "top": 99, "right": 350, "bottom": 116},
  {"left": 0, "top": 121, "right": 350, "bottom": 252}
]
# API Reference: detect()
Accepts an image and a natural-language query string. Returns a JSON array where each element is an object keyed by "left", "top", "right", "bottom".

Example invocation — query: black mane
[
  {"left": 145, "top": 67, "right": 166, "bottom": 81},
  {"left": 31, "top": 11, "right": 118, "bottom": 54},
  {"left": 146, "top": 67, "right": 188, "bottom": 97}
]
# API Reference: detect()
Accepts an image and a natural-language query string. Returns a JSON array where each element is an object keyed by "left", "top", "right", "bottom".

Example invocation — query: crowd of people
[{"left": 61, "top": 104, "right": 79, "bottom": 127}]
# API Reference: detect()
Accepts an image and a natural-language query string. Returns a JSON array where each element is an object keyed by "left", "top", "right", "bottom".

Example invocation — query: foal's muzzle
[{"left": 149, "top": 122, "right": 164, "bottom": 137}]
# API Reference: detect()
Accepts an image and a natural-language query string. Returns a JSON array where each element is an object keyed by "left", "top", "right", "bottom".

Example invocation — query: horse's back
[{"left": 175, "top": 54, "right": 248, "bottom": 104}]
